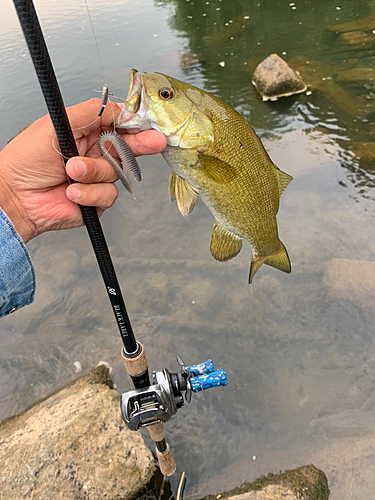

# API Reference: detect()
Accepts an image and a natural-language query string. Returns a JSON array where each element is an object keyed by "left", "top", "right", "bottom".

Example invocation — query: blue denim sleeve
[{"left": 0, "top": 207, "right": 36, "bottom": 317}]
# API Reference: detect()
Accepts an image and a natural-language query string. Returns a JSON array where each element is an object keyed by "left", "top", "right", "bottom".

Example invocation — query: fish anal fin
[
  {"left": 249, "top": 241, "right": 291, "bottom": 284},
  {"left": 168, "top": 171, "right": 177, "bottom": 201},
  {"left": 249, "top": 255, "right": 266, "bottom": 284},
  {"left": 198, "top": 154, "right": 237, "bottom": 184},
  {"left": 274, "top": 166, "right": 293, "bottom": 198},
  {"left": 175, "top": 175, "right": 200, "bottom": 217},
  {"left": 210, "top": 221, "right": 242, "bottom": 262}
]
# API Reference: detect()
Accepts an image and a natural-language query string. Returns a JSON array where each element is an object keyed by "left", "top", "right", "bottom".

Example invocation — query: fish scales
[{"left": 115, "top": 70, "right": 292, "bottom": 282}]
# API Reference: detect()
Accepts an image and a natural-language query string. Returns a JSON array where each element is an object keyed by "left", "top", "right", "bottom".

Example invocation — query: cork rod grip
[
  {"left": 147, "top": 423, "right": 176, "bottom": 476},
  {"left": 121, "top": 343, "right": 148, "bottom": 376},
  {"left": 156, "top": 443, "right": 176, "bottom": 477}
]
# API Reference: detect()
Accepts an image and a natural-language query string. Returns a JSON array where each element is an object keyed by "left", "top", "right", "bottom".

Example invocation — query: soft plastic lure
[{"left": 97, "top": 131, "right": 142, "bottom": 198}]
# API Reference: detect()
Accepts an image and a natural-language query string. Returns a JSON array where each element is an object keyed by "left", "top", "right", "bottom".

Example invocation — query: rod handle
[
  {"left": 155, "top": 443, "right": 176, "bottom": 477},
  {"left": 190, "top": 368, "right": 228, "bottom": 393},
  {"left": 121, "top": 343, "right": 148, "bottom": 377},
  {"left": 147, "top": 423, "right": 176, "bottom": 476}
]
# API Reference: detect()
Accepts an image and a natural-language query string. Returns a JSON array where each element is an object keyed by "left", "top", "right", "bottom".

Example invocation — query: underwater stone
[
  {"left": 338, "top": 31, "right": 374, "bottom": 48},
  {"left": 323, "top": 258, "right": 375, "bottom": 308},
  {"left": 288, "top": 55, "right": 370, "bottom": 117},
  {"left": 327, "top": 15, "right": 375, "bottom": 33},
  {"left": 350, "top": 142, "right": 375, "bottom": 162},
  {"left": 337, "top": 67, "right": 375, "bottom": 82},
  {"left": 252, "top": 54, "right": 307, "bottom": 101}
]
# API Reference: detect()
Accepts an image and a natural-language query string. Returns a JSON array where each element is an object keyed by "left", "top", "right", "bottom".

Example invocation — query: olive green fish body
[{"left": 116, "top": 71, "right": 292, "bottom": 282}]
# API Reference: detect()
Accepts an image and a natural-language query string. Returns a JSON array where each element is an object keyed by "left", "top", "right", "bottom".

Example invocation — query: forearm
[{"left": 0, "top": 207, "right": 36, "bottom": 317}]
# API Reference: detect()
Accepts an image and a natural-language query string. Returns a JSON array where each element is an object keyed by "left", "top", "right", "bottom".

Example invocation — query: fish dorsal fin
[
  {"left": 168, "top": 171, "right": 177, "bottom": 201},
  {"left": 174, "top": 174, "right": 200, "bottom": 217},
  {"left": 198, "top": 154, "right": 237, "bottom": 184},
  {"left": 274, "top": 166, "right": 293, "bottom": 198},
  {"left": 210, "top": 221, "right": 243, "bottom": 262}
]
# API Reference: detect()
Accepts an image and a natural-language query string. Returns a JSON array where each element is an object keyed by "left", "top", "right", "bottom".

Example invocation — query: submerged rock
[
  {"left": 323, "top": 258, "right": 375, "bottom": 308},
  {"left": 350, "top": 142, "right": 375, "bottom": 163},
  {"left": 199, "top": 465, "right": 329, "bottom": 500},
  {"left": 288, "top": 55, "right": 369, "bottom": 116},
  {"left": 338, "top": 31, "right": 375, "bottom": 48},
  {"left": 252, "top": 54, "right": 307, "bottom": 101},
  {"left": 327, "top": 15, "right": 375, "bottom": 33},
  {"left": 0, "top": 365, "right": 155, "bottom": 500},
  {"left": 337, "top": 67, "right": 375, "bottom": 82}
]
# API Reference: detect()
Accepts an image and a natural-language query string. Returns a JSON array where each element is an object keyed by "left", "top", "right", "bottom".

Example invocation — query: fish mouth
[
  {"left": 115, "top": 69, "right": 151, "bottom": 131},
  {"left": 125, "top": 69, "right": 142, "bottom": 114}
]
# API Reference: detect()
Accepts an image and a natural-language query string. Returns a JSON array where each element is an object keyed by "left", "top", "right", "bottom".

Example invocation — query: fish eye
[{"left": 159, "top": 87, "right": 175, "bottom": 100}]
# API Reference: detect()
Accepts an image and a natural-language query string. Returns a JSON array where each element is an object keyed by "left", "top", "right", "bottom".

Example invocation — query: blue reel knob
[
  {"left": 186, "top": 359, "right": 215, "bottom": 376},
  {"left": 190, "top": 368, "right": 228, "bottom": 393}
]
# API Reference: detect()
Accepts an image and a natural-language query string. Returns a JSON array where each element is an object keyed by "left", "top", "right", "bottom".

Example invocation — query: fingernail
[
  {"left": 74, "top": 160, "right": 87, "bottom": 178},
  {"left": 67, "top": 186, "right": 81, "bottom": 202}
]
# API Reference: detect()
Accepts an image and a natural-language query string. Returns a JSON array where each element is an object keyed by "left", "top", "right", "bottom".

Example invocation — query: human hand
[{"left": 0, "top": 99, "right": 166, "bottom": 243}]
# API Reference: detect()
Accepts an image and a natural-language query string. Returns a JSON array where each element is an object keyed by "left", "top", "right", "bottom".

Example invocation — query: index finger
[{"left": 67, "top": 99, "right": 122, "bottom": 139}]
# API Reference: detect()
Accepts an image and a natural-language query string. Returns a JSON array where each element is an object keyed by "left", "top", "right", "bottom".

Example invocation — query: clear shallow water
[{"left": 1, "top": 0, "right": 375, "bottom": 498}]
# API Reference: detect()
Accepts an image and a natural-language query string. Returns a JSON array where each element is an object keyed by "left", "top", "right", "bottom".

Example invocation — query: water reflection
[{"left": 157, "top": 0, "right": 375, "bottom": 198}]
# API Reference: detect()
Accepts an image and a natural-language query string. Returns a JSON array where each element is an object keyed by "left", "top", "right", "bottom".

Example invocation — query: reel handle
[
  {"left": 186, "top": 359, "right": 215, "bottom": 376},
  {"left": 190, "top": 368, "right": 228, "bottom": 393}
]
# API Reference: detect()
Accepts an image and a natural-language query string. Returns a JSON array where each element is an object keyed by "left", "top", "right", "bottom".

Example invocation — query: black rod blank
[{"left": 13, "top": 0, "right": 138, "bottom": 355}]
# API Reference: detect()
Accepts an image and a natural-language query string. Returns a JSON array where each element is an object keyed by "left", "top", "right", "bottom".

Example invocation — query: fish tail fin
[
  {"left": 248, "top": 255, "right": 266, "bottom": 284},
  {"left": 248, "top": 241, "right": 291, "bottom": 284}
]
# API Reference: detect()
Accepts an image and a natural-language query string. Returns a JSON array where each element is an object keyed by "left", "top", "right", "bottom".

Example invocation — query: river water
[{"left": 1, "top": 0, "right": 375, "bottom": 498}]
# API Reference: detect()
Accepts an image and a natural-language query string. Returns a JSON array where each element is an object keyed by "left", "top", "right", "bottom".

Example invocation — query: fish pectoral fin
[
  {"left": 174, "top": 174, "right": 200, "bottom": 217},
  {"left": 210, "top": 221, "right": 242, "bottom": 262},
  {"left": 273, "top": 166, "right": 293, "bottom": 198},
  {"left": 168, "top": 171, "right": 177, "bottom": 201},
  {"left": 198, "top": 154, "right": 237, "bottom": 184},
  {"left": 248, "top": 241, "right": 291, "bottom": 284}
]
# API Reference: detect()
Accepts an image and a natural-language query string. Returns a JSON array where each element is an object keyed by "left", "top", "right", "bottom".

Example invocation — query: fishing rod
[{"left": 12, "top": 0, "right": 228, "bottom": 479}]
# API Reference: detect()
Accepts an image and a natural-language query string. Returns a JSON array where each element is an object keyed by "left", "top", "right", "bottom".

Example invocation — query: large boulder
[
  {"left": 252, "top": 54, "right": 307, "bottom": 101},
  {"left": 0, "top": 365, "right": 155, "bottom": 500}
]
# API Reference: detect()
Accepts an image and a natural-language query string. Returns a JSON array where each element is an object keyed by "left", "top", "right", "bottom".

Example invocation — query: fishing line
[{"left": 84, "top": 0, "right": 106, "bottom": 84}]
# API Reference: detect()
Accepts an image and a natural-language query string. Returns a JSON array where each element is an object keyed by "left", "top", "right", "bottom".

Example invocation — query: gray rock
[
  {"left": 0, "top": 365, "right": 155, "bottom": 500},
  {"left": 252, "top": 54, "right": 307, "bottom": 101}
]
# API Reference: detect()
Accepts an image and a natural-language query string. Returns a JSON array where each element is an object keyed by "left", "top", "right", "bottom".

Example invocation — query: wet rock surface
[
  {"left": 252, "top": 54, "right": 306, "bottom": 101},
  {"left": 199, "top": 465, "right": 329, "bottom": 500},
  {"left": 0, "top": 365, "right": 155, "bottom": 500}
]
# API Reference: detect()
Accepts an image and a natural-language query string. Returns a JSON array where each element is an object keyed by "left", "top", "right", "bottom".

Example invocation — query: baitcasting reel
[{"left": 120, "top": 356, "right": 228, "bottom": 431}]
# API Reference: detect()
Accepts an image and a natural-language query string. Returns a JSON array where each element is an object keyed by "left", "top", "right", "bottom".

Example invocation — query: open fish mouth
[
  {"left": 115, "top": 69, "right": 151, "bottom": 131},
  {"left": 125, "top": 69, "right": 142, "bottom": 114}
]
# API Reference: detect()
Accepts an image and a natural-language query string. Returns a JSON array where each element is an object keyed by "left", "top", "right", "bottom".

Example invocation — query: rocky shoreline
[{"left": 0, "top": 366, "right": 329, "bottom": 500}]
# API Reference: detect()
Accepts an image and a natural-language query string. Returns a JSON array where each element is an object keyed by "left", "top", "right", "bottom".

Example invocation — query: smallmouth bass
[{"left": 116, "top": 70, "right": 292, "bottom": 283}]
